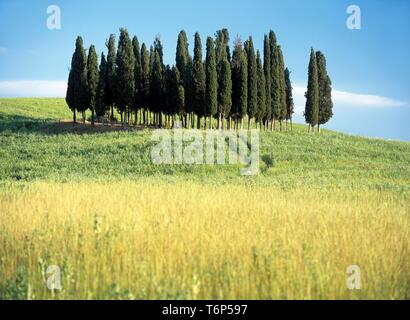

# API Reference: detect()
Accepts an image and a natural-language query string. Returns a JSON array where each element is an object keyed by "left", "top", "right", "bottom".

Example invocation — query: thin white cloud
[
  {"left": 0, "top": 47, "right": 8, "bottom": 53},
  {"left": 0, "top": 80, "right": 66, "bottom": 98},
  {"left": 292, "top": 85, "right": 407, "bottom": 114}
]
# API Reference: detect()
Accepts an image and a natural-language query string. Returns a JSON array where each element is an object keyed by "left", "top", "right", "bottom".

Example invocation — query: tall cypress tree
[
  {"left": 115, "top": 28, "right": 135, "bottom": 126},
  {"left": 263, "top": 34, "right": 272, "bottom": 129},
  {"left": 105, "top": 34, "right": 116, "bottom": 121},
  {"left": 271, "top": 44, "right": 280, "bottom": 129},
  {"left": 150, "top": 51, "right": 164, "bottom": 127},
  {"left": 164, "top": 65, "right": 177, "bottom": 123},
  {"left": 304, "top": 48, "right": 319, "bottom": 130},
  {"left": 218, "top": 57, "right": 232, "bottom": 129},
  {"left": 205, "top": 36, "right": 217, "bottom": 129},
  {"left": 316, "top": 51, "right": 333, "bottom": 132},
  {"left": 192, "top": 32, "right": 206, "bottom": 128},
  {"left": 277, "top": 46, "right": 287, "bottom": 130},
  {"left": 95, "top": 52, "right": 108, "bottom": 119},
  {"left": 245, "top": 37, "right": 257, "bottom": 129},
  {"left": 66, "top": 36, "right": 88, "bottom": 124},
  {"left": 269, "top": 30, "right": 279, "bottom": 129},
  {"left": 140, "top": 43, "right": 151, "bottom": 125},
  {"left": 87, "top": 45, "right": 99, "bottom": 126},
  {"left": 256, "top": 50, "right": 266, "bottom": 127},
  {"left": 176, "top": 30, "right": 191, "bottom": 126},
  {"left": 284, "top": 67, "right": 294, "bottom": 130},
  {"left": 231, "top": 37, "right": 248, "bottom": 129},
  {"left": 132, "top": 36, "right": 142, "bottom": 124}
]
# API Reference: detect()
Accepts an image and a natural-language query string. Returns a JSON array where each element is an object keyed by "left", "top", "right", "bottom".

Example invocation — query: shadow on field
[{"left": 0, "top": 115, "right": 147, "bottom": 135}]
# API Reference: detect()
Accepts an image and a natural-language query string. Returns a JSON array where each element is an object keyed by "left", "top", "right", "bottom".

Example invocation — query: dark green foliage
[
  {"left": 176, "top": 30, "right": 191, "bottom": 116},
  {"left": 115, "top": 28, "right": 135, "bottom": 121},
  {"left": 215, "top": 29, "right": 230, "bottom": 63},
  {"left": 164, "top": 65, "right": 177, "bottom": 116},
  {"left": 263, "top": 35, "right": 272, "bottom": 123},
  {"left": 65, "top": 28, "right": 311, "bottom": 131},
  {"left": 66, "top": 36, "right": 88, "bottom": 122},
  {"left": 132, "top": 36, "right": 142, "bottom": 113},
  {"left": 105, "top": 34, "right": 117, "bottom": 114},
  {"left": 284, "top": 68, "right": 294, "bottom": 121},
  {"left": 304, "top": 48, "right": 319, "bottom": 127},
  {"left": 153, "top": 35, "right": 164, "bottom": 66},
  {"left": 231, "top": 37, "right": 248, "bottom": 123},
  {"left": 271, "top": 44, "right": 281, "bottom": 122},
  {"left": 277, "top": 46, "right": 287, "bottom": 123},
  {"left": 150, "top": 51, "right": 164, "bottom": 116},
  {"left": 316, "top": 51, "right": 333, "bottom": 126},
  {"left": 192, "top": 32, "right": 206, "bottom": 121},
  {"left": 269, "top": 31, "right": 278, "bottom": 122},
  {"left": 95, "top": 52, "right": 108, "bottom": 118},
  {"left": 217, "top": 58, "right": 232, "bottom": 123},
  {"left": 256, "top": 50, "right": 266, "bottom": 124},
  {"left": 140, "top": 43, "right": 151, "bottom": 108},
  {"left": 87, "top": 45, "right": 99, "bottom": 125},
  {"left": 205, "top": 37, "right": 217, "bottom": 121},
  {"left": 245, "top": 37, "right": 257, "bottom": 123}
]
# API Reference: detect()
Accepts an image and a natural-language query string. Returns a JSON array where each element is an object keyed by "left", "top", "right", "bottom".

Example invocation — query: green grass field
[{"left": 0, "top": 98, "right": 409, "bottom": 299}]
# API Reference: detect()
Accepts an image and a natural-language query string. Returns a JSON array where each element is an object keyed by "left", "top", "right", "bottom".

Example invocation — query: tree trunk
[
  {"left": 248, "top": 117, "right": 251, "bottom": 130},
  {"left": 290, "top": 119, "right": 293, "bottom": 131},
  {"left": 197, "top": 115, "right": 201, "bottom": 129},
  {"left": 217, "top": 113, "right": 221, "bottom": 130},
  {"left": 91, "top": 109, "right": 95, "bottom": 126},
  {"left": 110, "top": 106, "right": 114, "bottom": 121},
  {"left": 73, "top": 110, "right": 76, "bottom": 123},
  {"left": 82, "top": 111, "right": 86, "bottom": 124}
]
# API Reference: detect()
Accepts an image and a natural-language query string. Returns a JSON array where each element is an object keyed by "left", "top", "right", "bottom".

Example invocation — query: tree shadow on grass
[{"left": 0, "top": 114, "right": 148, "bottom": 135}]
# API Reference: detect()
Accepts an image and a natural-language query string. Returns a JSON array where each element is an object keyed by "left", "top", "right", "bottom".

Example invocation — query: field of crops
[{"left": 0, "top": 98, "right": 409, "bottom": 299}]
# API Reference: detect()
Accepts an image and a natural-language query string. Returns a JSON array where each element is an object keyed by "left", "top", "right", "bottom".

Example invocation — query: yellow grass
[{"left": 0, "top": 180, "right": 409, "bottom": 299}]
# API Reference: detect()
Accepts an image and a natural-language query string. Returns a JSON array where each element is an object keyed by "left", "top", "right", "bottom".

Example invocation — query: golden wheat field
[{"left": 0, "top": 180, "right": 409, "bottom": 299}]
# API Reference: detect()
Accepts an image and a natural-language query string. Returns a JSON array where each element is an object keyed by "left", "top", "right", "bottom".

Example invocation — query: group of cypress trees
[
  {"left": 66, "top": 28, "right": 331, "bottom": 131},
  {"left": 304, "top": 48, "right": 333, "bottom": 132}
]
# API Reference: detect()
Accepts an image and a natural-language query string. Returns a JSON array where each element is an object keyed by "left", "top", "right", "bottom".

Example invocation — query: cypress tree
[
  {"left": 176, "top": 30, "right": 191, "bottom": 127},
  {"left": 269, "top": 31, "right": 278, "bottom": 129},
  {"left": 304, "top": 48, "right": 319, "bottom": 130},
  {"left": 256, "top": 50, "right": 266, "bottom": 128},
  {"left": 176, "top": 68, "right": 185, "bottom": 125},
  {"left": 215, "top": 30, "right": 232, "bottom": 129},
  {"left": 284, "top": 68, "right": 294, "bottom": 130},
  {"left": 150, "top": 51, "right": 164, "bottom": 127},
  {"left": 95, "top": 52, "right": 108, "bottom": 119},
  {"left": 87, "top": 45, "right": 99, "bottom": 126},
  {"left": 140, "top": 43, "right": 151, "bottom": 125},
  {"left": 164, "top": 65, "right": 177, "bottom": 125},
  {"left": 192, "top": 32, "right": 206, "bottom": 128},
  {"left": 115, "top": 28, "right": 135, "bottom": 126},
  {"left": 105, "top": 34, "right": 116, "bottom": 121},
  {"left": 316, "top": 51, "right": 333, "bottom": 132},
  {"left": 277, "top": 46, "right": 287, "bottom": 130},
  {"left": 263, "top": 34, "right": 272, "bottom": 129},
  {"left": 245, "top": 37, "right": 257, "bottom": 129},
  {"left": 205, "top": 36, "right": 217, "bottom": 129},
  {"left": 132, "top": 36, "right": 142, "bottom": 124},
  {"left": 217, "top": 57, "right": 232, "bottom": 129},
  {"left": 66, "top": 36, "right": 88, "bottom": 124},
  {"left": 231, "top": 37, "right": 248, "bottom": 129},
  {"left": 271, "top": 43, "right": 280, "bottom": 129}
]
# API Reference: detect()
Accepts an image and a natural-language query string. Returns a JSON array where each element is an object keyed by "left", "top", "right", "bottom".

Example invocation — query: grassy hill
[
  {"left": 1, "top": 98, "right": 409, "bottom": 190},
  {"left": 0, "top": 98, "right": 409, "bottom": 299}
]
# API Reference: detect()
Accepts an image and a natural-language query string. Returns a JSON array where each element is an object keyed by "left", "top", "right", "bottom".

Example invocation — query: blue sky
[{"left": 0, "top": 0, "right": 409, "bottom": 141}]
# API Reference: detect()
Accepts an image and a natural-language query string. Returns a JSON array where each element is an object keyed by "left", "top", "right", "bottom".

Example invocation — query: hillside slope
[{"left": 1, "top": 98, "right": 409, "bottom": 189}]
